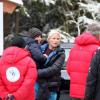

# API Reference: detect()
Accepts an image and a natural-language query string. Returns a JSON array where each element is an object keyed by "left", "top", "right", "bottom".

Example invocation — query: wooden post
[{"left": 15, "top": 11, "right": 19, "bottom": 34}]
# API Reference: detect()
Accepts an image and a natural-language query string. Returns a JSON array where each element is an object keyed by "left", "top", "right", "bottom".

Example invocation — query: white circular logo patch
[{"left": 6, "top": 67, "right": 20, "bottom": 82}]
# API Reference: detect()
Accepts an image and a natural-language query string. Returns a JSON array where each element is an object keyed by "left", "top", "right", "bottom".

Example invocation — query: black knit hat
[
  {"left": 28, "top": 27, "right": 43, "bottom": 39},
  {"left": 11, "top": 36, "right": 26, "bottom": 48}
]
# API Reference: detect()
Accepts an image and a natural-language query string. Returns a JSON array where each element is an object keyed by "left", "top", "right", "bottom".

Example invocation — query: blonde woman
[{"left": 35, "top": 30, "right": 65, "bottom": 100}]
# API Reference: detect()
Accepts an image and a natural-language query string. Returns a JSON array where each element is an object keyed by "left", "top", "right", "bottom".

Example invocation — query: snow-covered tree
[{"left": 5, "top": 0, "right": 100, "bottom": 42}]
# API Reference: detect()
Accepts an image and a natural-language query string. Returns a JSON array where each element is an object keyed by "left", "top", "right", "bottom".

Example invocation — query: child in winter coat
[{"left": 0, "top": 36, "right": 37, "bottom": 100}]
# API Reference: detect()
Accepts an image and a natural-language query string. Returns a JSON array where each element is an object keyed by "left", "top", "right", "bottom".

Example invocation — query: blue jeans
[
  {"left": 49, "top": 92, "right": 57, "bottom": 100},
  {"left": 35, "top": 83, "right": 57, "bottom": 100}
]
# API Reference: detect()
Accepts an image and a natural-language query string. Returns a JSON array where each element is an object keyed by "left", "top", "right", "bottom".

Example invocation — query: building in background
[
  {"left": 4, "top": 0, "right": 23, "bottom": 35},
  {"left": 3, "top": 0, "right": 23, "bottom": 37},
  {"left": 4, "top": 0, "right": 23, "bottom": 13}
]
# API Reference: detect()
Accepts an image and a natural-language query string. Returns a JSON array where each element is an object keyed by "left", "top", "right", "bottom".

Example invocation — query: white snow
[
  {"left": 42, "top": 0, "right": 55, "bottom": 5},
  {"left": 78, "top": 2, "right": 100, "bottom": 14},
  {"left": 8, "top": 0, "right": 23, "bottom": 5},
  {"left": 78, "top": 16, "right": 97, "bottom": 25}
]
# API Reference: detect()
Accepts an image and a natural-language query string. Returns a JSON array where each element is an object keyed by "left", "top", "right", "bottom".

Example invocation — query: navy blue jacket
[{"left": 22, "top": 36, "right": 46, "bottom": 65}]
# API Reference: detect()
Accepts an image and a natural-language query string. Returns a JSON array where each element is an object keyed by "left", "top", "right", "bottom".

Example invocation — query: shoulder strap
[{"left": 45, "top": 52, "right": 64, "bottom": 66}]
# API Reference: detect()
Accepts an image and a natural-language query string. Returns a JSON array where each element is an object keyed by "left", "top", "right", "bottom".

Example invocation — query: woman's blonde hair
[{"left": 47, "top": 29, "right": 61, "bottom": 40}]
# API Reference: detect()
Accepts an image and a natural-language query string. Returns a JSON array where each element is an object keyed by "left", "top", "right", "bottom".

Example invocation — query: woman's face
[{"left": 48, "top": 33, "right": 61, "bottom": 50}]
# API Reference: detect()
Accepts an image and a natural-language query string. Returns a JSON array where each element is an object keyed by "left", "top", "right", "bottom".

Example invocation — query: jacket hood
[
  {"left": 23, "top": 36, "right": 35, "bottom": 45},
  {"left": 2, "top": 47, "right": 30, "bottom": 64},
  {"left": 75, "top": 32, "right": 100, "bottom": 46}
]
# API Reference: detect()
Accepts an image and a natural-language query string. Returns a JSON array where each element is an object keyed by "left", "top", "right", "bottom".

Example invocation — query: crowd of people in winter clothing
[
  {"left": 0, "top": 28, "right": 65, "bottom": 100},
  {"left": 1, "top": 22, "right": 100, "bottom": 100}
]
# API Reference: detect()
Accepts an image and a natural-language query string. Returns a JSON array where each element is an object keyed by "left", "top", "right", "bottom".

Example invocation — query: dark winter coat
[
  {"left": 22, "top": 36, "right": 46, "bottom": 65},
  {"left": 85, "top": 49, "right": 100, "bottom": 100},
  {"left": 38, "top": 44, "right": 65, "bottom": 91}
]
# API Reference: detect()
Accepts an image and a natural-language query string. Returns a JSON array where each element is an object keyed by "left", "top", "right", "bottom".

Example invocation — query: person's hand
[
  {"left": 43, "top": 54, "right": 48, "bottom": 58},
  {"left": 5, "top": 94, "right": 15, "bottom": 100}
]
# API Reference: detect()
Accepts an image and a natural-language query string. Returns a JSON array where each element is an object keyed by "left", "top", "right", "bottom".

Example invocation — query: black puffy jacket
[
  {"left": 38, "top": 44, "right": 65, "bottom": 91},
  {"left": 85, "top": 49, "right": 100, "bottom": 100}
]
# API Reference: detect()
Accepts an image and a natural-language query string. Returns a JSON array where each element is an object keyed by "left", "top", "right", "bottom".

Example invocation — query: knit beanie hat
[
  {"left": 28, "top": 27, "right": 43, "bottom": 39},
  {"left": 86, "top": 22, "right": 100, "bottom": 35},
  {"left": 11, "top": 36, "right": 26, "bottom": 48}
]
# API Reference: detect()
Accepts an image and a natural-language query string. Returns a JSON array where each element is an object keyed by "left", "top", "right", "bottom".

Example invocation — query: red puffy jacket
[
  {"left": 0, "top": 47, "right": 37, "bottom": 100},
  {"left": 66, "top": 32, "right": 100, "bottom": 98}
]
